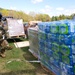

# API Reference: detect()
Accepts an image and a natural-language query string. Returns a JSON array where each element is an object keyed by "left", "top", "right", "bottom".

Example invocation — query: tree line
[{"left": 0, "top": 8, "right": 75, "bottom": 22}]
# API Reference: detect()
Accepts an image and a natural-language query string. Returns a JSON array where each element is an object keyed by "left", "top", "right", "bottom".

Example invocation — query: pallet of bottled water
[{"left": 38, "top": 20, "right": 75, "bottom": 75}]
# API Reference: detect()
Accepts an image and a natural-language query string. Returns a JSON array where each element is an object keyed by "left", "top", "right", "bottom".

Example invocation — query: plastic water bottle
[
  {"left": 72, "top": 54, "right": 75, "bottom": 63},
  {"left": 59, "top": 20, "right": 75, "bottom": 34},
  {"left": 51, "top": 21, "right": 59, "bottom": 34},
  {"left": 72, "top": 45, "right": 75, "bottom": 54},
  {"left": 60, "top": 62, "right": 73, "bottom": 75}
]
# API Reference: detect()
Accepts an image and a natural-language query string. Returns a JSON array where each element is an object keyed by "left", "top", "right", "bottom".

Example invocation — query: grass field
[{"left": 0, "top": 38, "right": 54, "bottom": 75}]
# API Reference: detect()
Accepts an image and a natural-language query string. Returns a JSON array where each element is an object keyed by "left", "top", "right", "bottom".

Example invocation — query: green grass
[{"left": 0, "top": 38, "right": 54, "bottom": 75}]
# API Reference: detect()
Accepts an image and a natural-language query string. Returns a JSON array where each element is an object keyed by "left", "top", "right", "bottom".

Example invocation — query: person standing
[{"left": 0, "top": 13, "right": 12, "bottom": 58}]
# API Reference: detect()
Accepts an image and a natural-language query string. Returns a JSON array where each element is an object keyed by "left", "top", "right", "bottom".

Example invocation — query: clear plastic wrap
[{"left": 28, "top": 27, "right": 39, "bottom": 58}]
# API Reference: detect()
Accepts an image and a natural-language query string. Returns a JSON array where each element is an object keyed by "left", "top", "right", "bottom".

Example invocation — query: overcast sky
[{"left": 0, "top": 0, "right": 75, "bottom": 17}]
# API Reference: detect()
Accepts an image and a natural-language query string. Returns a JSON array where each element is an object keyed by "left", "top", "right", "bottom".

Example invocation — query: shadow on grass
[
  {"left": 7, "top": 38, "right": 23, "bottom": 43},
  {"left": 0, "top": 69, "right": 53, "bottom": 75},
  {"left": 7, "top": 37, "right": 28, "bottom": 43},
  {"left": 21, "top": 47, "right": 52, "bottom": 75},
  {"left": 0, "top": 69, "right": 36, "bottom": 75},
  {"left": 21, "top": 47, "right": 37, "bottom": 61}
]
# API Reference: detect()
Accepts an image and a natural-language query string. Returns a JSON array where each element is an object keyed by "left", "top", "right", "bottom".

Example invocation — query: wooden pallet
[{"left": 7, "top": 35, "right": 25, "bottom": 39}]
